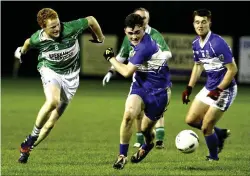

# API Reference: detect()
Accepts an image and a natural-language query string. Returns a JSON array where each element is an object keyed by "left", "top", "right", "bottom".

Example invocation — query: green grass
[{"left": 1, "top": 78, "right": 250, "bottom": 176}]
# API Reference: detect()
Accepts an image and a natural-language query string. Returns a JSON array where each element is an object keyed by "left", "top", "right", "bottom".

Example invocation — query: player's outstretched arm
[
  {"left": 86, "top": 16, "right": 105, "bottom": 43},
  {"left": 14, "top": 38, "right": 31, "bottom": 63},
  {"left": 103, "top": 48, "right": 137, "bottom": 78}
]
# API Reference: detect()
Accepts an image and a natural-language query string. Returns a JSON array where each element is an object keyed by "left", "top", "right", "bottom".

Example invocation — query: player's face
[
  {"left": 44, "top": 18, "right": 61, "bottom": 39},
  {"left": 125, "top": 25, "right": 145, "bottom": 46},
  {"left": 193, "top": 16, "right": 211, "bottom": 37},
  {"left": 134, "top": 10, "right": 149, "bottom": 27}
]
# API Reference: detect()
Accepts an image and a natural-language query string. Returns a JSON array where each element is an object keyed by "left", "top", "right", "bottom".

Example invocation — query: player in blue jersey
[
  {"left": 182, "top": 9, "right": 238, "bottom": 161},
  {"left": 103, "top": 13, "right": 171, "bottom": 169},
  {"left": 103, "top": 7, "right": 172, "bottom": 149}
]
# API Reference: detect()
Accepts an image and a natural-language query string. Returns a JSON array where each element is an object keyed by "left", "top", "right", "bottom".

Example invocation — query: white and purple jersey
[
  {"left": 192, "top": 31, "right": 236, "bottom": 90},
  {"left": 128, "top": 33, "right": 171, "bottom": 89}
]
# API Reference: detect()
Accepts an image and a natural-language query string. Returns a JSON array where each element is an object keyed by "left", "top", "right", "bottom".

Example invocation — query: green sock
[
  {"left": 136, "top": 132, "right": 144, "bottom": 144},
  {"left": 156, "top": 127, "right": 165, "bottom": 141}
]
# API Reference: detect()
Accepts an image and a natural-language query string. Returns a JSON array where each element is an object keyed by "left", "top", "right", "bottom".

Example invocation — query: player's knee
[
  {"left": 123, "top": 107, "right": 137, "bottom": 124},
  {"left": 45, "top": 98, "right": 60, "bottom": 110},
  {"left": 185, "top": 117, "right": 195, "bottom": 126},
  {"left": 124, "top": 107, "right": 138, "bottom": 118}
]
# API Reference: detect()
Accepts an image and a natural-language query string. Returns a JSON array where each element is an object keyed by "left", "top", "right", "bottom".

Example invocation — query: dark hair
[
  {"left": 124, "top": 13, "right": 144, "bottom": 30},
  {"left": 193, "top": 9, "right": 212, "bottom": 20}
]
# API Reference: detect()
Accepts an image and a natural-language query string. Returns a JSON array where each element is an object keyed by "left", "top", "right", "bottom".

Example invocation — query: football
[{"left": 175, "top": 130, "right": 199, "bottom": 153}]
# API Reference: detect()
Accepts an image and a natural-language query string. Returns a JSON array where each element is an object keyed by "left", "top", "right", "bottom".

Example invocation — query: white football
[{"left": 175, "top": 130, "right": 199, "bottom": 153}]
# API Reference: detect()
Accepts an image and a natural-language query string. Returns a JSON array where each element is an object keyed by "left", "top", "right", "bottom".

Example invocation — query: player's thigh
[
  {"left": 40, "top": 67, "right": 61, "bottom": 103},
  {"left": 185, "top": 98, "right": 209, "bottom": 123},
  {"left": 61, "top": 72, "right": 80, "bottom": 103},
  {"left": 124, "top": 94, "right": 144, "bottom": 118},
  {"left": 202, "top": 106, "right": 224, "bottom": 131}
]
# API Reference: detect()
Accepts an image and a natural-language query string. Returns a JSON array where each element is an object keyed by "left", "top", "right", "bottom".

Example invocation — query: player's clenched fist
[
  {"left": 207, "top": 87, "right": 223, "bottom": 100},
  {"left": 103, "top": 47, "right": 114, "bottom": 61},
  {"left": 182, "top": 86, "right": 192, "bottom": 104}
]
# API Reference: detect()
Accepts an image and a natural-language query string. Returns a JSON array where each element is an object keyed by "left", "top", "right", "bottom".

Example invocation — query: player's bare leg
[
  {"left": 131, "top": 115, "right": 157, "bottom": 163},
  {"left": 155, "top": 116, "right": 165, "bottom": 149},
  {"left": 33, "top": 102, "right": 68, "bottom": 147},
  {"left": 18, "top": 84, "right": 61, "bottom": 163},
  {"left": 185, "top": 98, "right": 209, "bottom": 128},
  {"left": 185, "top": 98, "right": 228, "bottom": 160},
  {"left": 113, "top": 95, "right": 143, "bottom": 169},
  {"left": 133, "top": 112, "right": 144, "bottom": 148}
]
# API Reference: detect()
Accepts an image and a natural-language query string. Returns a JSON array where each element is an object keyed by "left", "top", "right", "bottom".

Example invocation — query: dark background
[{"left": 2, "top": 1, "right": 250, "bottom": 78}]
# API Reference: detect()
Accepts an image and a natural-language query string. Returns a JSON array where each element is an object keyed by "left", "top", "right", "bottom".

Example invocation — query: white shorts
[
  {"left": 39, "top": 67, "right": 80, "bottom": 103},
  {"left": 195, "top": 85, "right": 237, "bottom": 111}
]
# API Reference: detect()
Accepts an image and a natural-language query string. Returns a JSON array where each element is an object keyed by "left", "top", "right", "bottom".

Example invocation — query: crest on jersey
[
  {"left": 218, "top": 54, "right": 224, "bottom": 62},
  {"left": 129, "top": 50, "right": 136, "bottom": 58}
]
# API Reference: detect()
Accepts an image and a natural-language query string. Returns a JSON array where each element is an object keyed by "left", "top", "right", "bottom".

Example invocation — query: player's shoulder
[
  {"left": 30, "top": 29, "right": 42, "bottom": 46},
  {"left": 192, "top": 36, "right": 199, "bottom": 44},
  {"left": 192, "top": 36, "right": 199, "bottom": 50},
  {"left": 210, "top": 32, "right": 228, "bottom": 46}
]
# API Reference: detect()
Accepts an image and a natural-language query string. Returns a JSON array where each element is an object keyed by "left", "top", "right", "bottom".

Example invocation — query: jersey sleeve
[
  {"left": 213, "top": 37, "right": 233, "bottom": 64},
  {"left": 192, "top": 43, "right": 200, "bottom": 62},
  {"left": 116, "top": 36, "right": 130, "bottom": 62},
  {"left": 63, "top": 18, "right": 89, "bottom": 37},
  {"left": 29, "top": 30, "right": 41, "bottom": 49},
  {"left": 151, "top": 32, "right": 170, "bottom": 52},
  {"left": 129, "top": 44, "right": 151, "bottom": 66}
]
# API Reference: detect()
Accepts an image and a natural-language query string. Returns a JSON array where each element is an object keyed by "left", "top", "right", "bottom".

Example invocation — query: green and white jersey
[
  {"left": 116, "top": 25, "right": 171, "bottom": 62},
  {"left": 30, "top": 18, "right": 89, "bottom": 74}
]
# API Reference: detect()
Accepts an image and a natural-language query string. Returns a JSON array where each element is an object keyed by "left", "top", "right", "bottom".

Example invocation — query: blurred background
[{"left": 2, "top": 1, "right": 250, "bottom": 84}]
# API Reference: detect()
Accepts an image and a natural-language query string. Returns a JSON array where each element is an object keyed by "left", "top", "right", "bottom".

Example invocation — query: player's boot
[
  {"left": 18, "top": 135, "right": 38, "bottom": 163},
  {"left": 113, "top": 155, "right": 128, "bottom": 169},
  {"left": 155, "top": 140, "right": 165, "bottom": 149},
  {"left": 216, "top": 129, "right": 231, "bottom": 153},
  {"left": 131, "top": 143, "right": 154, "bottom": 163},
  {"left": 205, "top": 156, "right": 219, "bottom": 161}
]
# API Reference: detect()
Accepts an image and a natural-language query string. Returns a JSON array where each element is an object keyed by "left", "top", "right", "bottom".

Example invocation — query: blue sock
[
  {"left": 119, "top": 144, "right": 129, "bottom": 157},
  {"left": 205, "top": 133, "right": 219, "bottom": 159}
]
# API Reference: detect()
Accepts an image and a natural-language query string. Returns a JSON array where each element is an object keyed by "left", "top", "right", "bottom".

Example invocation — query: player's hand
[
  {"left": 103, "top": 47, "right": 115, "bottom": 61},
  {"left": 14, "top": 47, "right": 23, "bottom": 63},
  {"left": 207, "top": 87, "right": 223, "bottom": 100},
  {"left": 102, "top": 70, "right": 114, "bottom": 86},
  {"left": 89, "top": 34, "right": 105, "bottom": 43},
  {"left": 182, "top": 86, "right": 193, "bottom": 104}
]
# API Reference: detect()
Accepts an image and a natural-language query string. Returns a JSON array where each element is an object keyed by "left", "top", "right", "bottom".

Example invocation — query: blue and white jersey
[
  {"left": 192, "top": 31, "right": 236, "bottom": 90},
  {"left": 128, "top": 33, "right": 172, "bottom": 89}
]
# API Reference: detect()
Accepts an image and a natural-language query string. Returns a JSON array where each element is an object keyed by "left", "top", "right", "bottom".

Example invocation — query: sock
[
  {"left": 119, "top": 144, "right": 129, "bottom": 157},
  {"left": 155, "top": 127, "right": 165, "bottom": 141},
  {"left": 214, "top": 127, "right": 223, "bottom": 136},
  {"left": 31, "top": 125, "right": 41, "bottom": 138},
  {"left": 136, "top": 132, "right": 144, "bottom": 144},
  {"left": 205, "top": 133, "right": 219, "bottom": 159}
]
